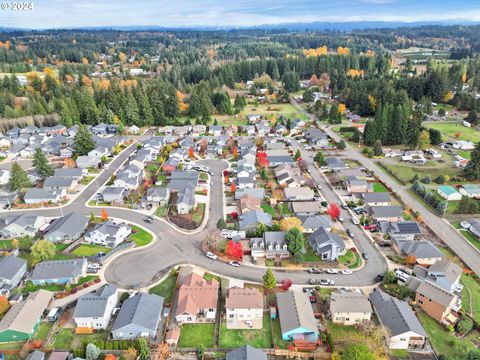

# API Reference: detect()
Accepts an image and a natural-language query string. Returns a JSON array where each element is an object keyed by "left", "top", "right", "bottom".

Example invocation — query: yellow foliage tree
[
  {"left": 337, "top": 47, "right": 350, "bottom": 55},
  {"left": 82, "top": 57, "right": 89, "bottom": 65},
  {"left": 81, "top": 75, "right": 92, "bottom": 88},
  {"left": 118, "top": 52, "right": 127, "bottom": 63},
  {"left": 462, "top": 73, "right": 467, "bottom": 83},
  {"left": 443, "top": 91, "right": 453, "bottom": 102},
  {"left": 368, "top": 95, "right": 377, "bottom": 112},
  {"left": 347, "top": 69, "right": 364, "bottom": 77},
  {"left": 338, "top": 103, "right": 346, "bottom": 114},
  {"left": 279, "top": 217, "right": 304, "bottom": 232}
]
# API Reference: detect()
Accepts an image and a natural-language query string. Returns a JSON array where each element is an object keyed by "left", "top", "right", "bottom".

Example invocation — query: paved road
[{"left": 290, "top": 99, "right": 480, "bottom": 274}]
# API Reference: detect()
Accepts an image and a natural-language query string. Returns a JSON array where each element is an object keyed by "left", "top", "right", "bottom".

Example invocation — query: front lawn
[
  {"left": 338, "top": 249, "right": 361, "bottom": 268},
  {"left": 303, "top": 242, "right": 323, "bottom": 262},
  {"left": 380, "top": 161, "right": 460, "bottom": 185},
  {"left": 178, "top": 324, "right": 215, "bottom": 348},
  {"left": 155, "top": 204, "right": 168, "bottom": 217},
  {"left": 72, "top": 244, "right": 111, "bottom": 257},
  {"left": 372, "top": 182, "right": 388, "bottom": 192},
  {"left": 52, "top": 328, "right": 74, "bottom": 349},
  {"left": 326, "top": 322, "right": 384, "bottom": 352},
  {"left": 191, "top": 204, "right": 206, "bottom": 226},
  {"left": 148, "top": 271, "right": 178, "bottom": 304},
  {"left": 130, "top": 225, "right": 153, "bottom": 246},
  {"left": 461, "top": 274, "right": 480, "bottom": 323},
  {"left": 33, "top": 322, "right": 53, "bottom": 341},
  {"left": 417, "top": 311, "right": 479, "bottom": 359},
  {"left": 219, "top": 314, "right": 272, "bottom": 348}
]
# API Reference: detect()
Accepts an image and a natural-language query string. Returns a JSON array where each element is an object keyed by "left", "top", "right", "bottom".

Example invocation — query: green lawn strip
[
  {"left": 192, "top": 204, "right": 206, "bottom": 226},
  {"left": 372, "top": 182, "right": 388, "bottom": 192},
  {"left": 461, "top": 274, "right": 480, "bottom": 323},
  {"left": 34, "top": 322, "right": 53, "bottom": 341},
  {"left": 347, "top": 252, "right": 362, "bottom": 269},
  {"left": 55, "top": 243, "right": 70, "bottom": 252},
  {"left": 381, "top": 161, "right": 459, "bottom": 185},
  {"left": 155, "top": 204, "right": 168, "bottom": 217},
  {"left": 21, "top": 275, "right": 97, "bottom": 294},
  {"left": 278, "top": 203, "right": 292, "bottom": 216},
  {"left": 178, "top": 324, "right": 215, "bottom": 348},
  {"left": 52, "top": 328, "right": 74, "bottom": 349},
  {"left": 72, "top": 244, "right": 111, "bottom": 257},
  {"left": 80, "top": 176, "right": 96, "bottom": 185},
  {"left": 261, "top": 204, "right": 276, "bottom": 217},
  {"left": 148, "top": 271, "right": 178, "bottom": 304},
  {"left": 390, "top": 349, "right": 409, "bottom": 358},
  {"left": 0, "top": 342, "right": 26, "bottom": 350},
  {"left": 316, "top": 288, "right": 334, "bottom": 301},
  {"left": 417, "top": 311, "right": 478, "bottom": 359},
  {"left": 219, "top": 314, "right": 272, "bottom": 348},
  {"left": 450, "top": 221, "right": 480, "bottom": 251},
  {"left": 130, "top": 225, "right": 153, "bottom": 246},
  {"left": 0, "top": 240, "right": 13, "bottom": 249},
  {"left": 271, "top": 317, "right": 288, "bottom": 349},
  {"left": 204, "top": 273, "right": 221, "bottom": 283}
]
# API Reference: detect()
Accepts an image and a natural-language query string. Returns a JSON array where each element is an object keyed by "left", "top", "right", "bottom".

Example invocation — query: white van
[{"left": 47, "top": 307, "right": 61, "bottom": 322}]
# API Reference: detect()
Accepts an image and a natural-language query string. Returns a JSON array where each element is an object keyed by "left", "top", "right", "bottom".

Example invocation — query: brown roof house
[
  {"left": 238, "top": 194, "right": 262, "bottom": 214},
  {"left": 175, "top": 271, "right": 219, "bottom": 324},
  {"left": 226, "top": 287, "right": 264, "bottom": 329}
]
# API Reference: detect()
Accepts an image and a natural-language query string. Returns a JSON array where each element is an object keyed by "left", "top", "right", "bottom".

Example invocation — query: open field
[
  {"left": 380, "top": 159, "right": 460, "bottom": 184},
  {"left": 427, "top": 122, "right": 480, "bottom": 143}
]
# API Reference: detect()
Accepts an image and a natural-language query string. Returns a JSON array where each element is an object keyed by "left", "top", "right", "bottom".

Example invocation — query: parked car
[
  {"left": 341, "top": 204, "right": 348, "bottom": 210},
  {"left": 375, "top": 274, "right": 384, "bottom": 282},
  {"left": 337, "top": 216, "right": 344, "bottom": 222},
  {"left": 308, "top": 268, "right": 322, "bottom": 274},
  {"left": 229, "top": 261, "right": 240, "bottom": 267},
  {"left": 341, "top": 269, "right": 353, "bottom": 275},
  {"left": 316, "top": 184, "right": 322, "bottom": 190},
  {"left": 354, "top": 207, "right": 366, "bottom": 214},
  {"left": 144, "top": 216, "right": 154, "bottom": 223},
  {"left": 362, "top": 252, "right": 369, "bottom": 260},
  {"left": 319, "top": 279, "right": 335, "bottom": 286},
  {"left": 346, "top": 229, "right": 354, "bottom": 238},
  {"left": 351, "top": 216, "right": 360, "bottom": 225},
  {"left": 87, "top": 263, "right": 101, "bottom": 270},
  {"left": 364, "top": 224, "right": 378, "bottom": 231},
  {"left": 321, "top": 201, "right": 328, "bottom": 207},
  {"left": 313, "top": 195, "right": 322, "bottom": 201},
  {"left": 326, "top": 269, "right": 339, "bottom": 274},
  {"left": 205, "top": 251, "right": 217, "bottom": 260}
]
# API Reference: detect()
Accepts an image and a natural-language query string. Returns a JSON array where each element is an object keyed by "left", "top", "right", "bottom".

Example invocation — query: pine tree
[
  {"left": 405, "top": 119, "right": 421, "bottom": 149},
  {"left": 263, "top": 267, "right": 276, "bottom": 289},
  {"left": 125, "top": 91, "right": 140, "bottom": 125},
  {"left": 464, "top": 142, "right": 480, "bottom": 180},
  {"left": 9, "top": 162, "right": 31, "bottom": 191},
  {"left": 74, "top": 124, "right": 95, "bottom": 156},
  {"left": 33, "top": 148, "right": 54, "bottom": 178}
]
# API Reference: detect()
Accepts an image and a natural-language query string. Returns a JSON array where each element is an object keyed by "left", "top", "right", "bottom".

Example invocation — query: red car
[{"left": 364, "top": 224, "right": 378, "bottom": 231}]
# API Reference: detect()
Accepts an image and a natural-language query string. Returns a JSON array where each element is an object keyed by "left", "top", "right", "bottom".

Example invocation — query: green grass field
[
  {"left": 461, "top": 274, "right": 480, "bottom": 324},
  {"left": 381, "top": 161, "right": 460, "bottom": 184},
  {"left": 130, "top": 225, "right": 153, "bottom": 246},
  {"left": 72, "top": 244, "right": 111, "bottom": 256},
  {"left": 219, "top": 314, "right": 273, "bottom": 348},
  {"left": 372, "top": 182, "right": 388, "bottom": 192},
  {"left": 178, "top": 324, "right": 215, "bottom": 348},
  {"left": 148, "top": 271, "right": 178, "bottom": 304},
  {"left": 33, "top": 322, "right": 53, "bottom": 341},
  {"left": 428, "top": 123, "right": 480, "bottom": 143}
]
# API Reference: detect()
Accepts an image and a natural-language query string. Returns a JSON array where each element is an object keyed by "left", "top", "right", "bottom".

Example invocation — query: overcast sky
[{"left": 2, "top": 0, "right": 480, "bottom": 29}]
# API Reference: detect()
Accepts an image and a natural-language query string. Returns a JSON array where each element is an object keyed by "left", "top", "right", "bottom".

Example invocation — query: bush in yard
[
  {"left": 341, "top": 343, "right": 374, "bottom": 360},
  {"left": 435, "top": 175, "right": 446, "bottom": 184},
  {"left": 70, "top": 288, "right": 77, "bottom": 294},
  {"left": 421, "top": 175, "right": 431, "bottom": 184},
  {"left": 86, "top": 343, "right": 101, "bottom": 360},
  {"left": 83, "top": 283, "right": 89, "bottom": 288}
]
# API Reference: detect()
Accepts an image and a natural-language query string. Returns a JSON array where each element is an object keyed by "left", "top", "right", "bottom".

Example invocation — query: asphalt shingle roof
[{"left": 112, "top": 293, "right": 163, "bottom": 332}]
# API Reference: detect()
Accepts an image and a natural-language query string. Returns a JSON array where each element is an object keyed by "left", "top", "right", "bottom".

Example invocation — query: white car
[
  {"left": 341, "top": 269, "right": 353, "bottom": 275},
  {"left": 87, "top": 263, "right": 101, "bottom": 270},
  {"left": 229, "top": 261, "right": 240, "bottom": 267},
  {"left": 337, "top": 216, "right": 344, "bottom": 222},
  {"left": 351, "top": 216, "right": 360, "bottom": 225},
  {"left": 205, "top": 251, "right": 217, "bottom": 260},
  {"left": 326, "top": 269, "right": 339, "bottom": 274}
]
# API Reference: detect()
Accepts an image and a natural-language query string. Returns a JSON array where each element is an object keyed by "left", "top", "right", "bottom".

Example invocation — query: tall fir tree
[
  {"left": 33, "top": 148, "right": 54, "bottom": 178},
  {"left": 74, "top": 124, "right": 95, "bottom": 156},
  {"left": 9, "top": 162, "right": 31, "bottom": 191}
]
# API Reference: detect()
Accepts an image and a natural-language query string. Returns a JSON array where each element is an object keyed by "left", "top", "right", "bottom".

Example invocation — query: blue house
[
  {"left": 276, "top": 291, "right": 318, "bottom": 341},
  {"left": 30, "top": 258, "right": 87, "bottom": 285}
]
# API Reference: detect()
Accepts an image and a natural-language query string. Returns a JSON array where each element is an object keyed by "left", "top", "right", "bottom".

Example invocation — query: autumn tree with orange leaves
[{"left": 101, "top": 209, "right": 109, "bottom": 221}]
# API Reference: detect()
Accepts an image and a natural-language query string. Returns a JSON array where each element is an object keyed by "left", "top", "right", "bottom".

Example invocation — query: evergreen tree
[
  {"left": 263, "top": 267, "right": 276, "bottom": 289},
  {"left": 125, "top": 91, "right": 140, "bottom": 125},
  {"left": 9, "top": 162, "right": 31, "bottom": 191},
  {"left": 281, "top": 71, "right": 300, "bottom": 93},
  {"left": 285, "top": 228, "right": 304, "bottom": 255},
  {"left": 189, "top": 81, "right": 213, "bottom": 120},
  {"left": 405, "top": 119, "right": 421, "bottom": 149},
  {"left": 33, "top": 148, "right": 54, "bottom": 178},
  {"left": 464, "top": 142, "right": 480, "bottom": 180},
  {"left": 74, "top": 124, "right": 95, "bottom": 155}
]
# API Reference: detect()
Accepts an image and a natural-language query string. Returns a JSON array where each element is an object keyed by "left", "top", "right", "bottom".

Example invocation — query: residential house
[
  {"left": 44, "top": 213, "right": 88, "bottom": 243},
  {"left": 416, "top": 259, "right": 463, "bottom": 293},
  {"left": 346, "top": 178, "right": 373, "bottom": 193},
  {"left": 192, "top": 124, "right": 206, "bottom": 135},
  {"left": 291, "top": 201, "right": 322, "bottom": 216},
  {"left": 226, "top": 346, "right": 267, "bottom": 360},
  {"left": 414, "top": 280, "right": 461, "bottom": 324},
  {"left": 100, "top": 186, "right": 128, "bottom": 204},
  {"left": 111, "top": 293, "right": 164, "bottom": 340},
  {"left": 23, "top": 188, "right": 65, "bottom": 205},
  {"left": 266, "top": 150, "right": 294, "bottom": 167},
  {"left": 0, "top": 255, "right": 27, "bottom": 294},
  {"left": 325, "top": 158, "right": 347, "bottom": 171},
  {"left": 85, "top": 221, "right": 131, "bottom": 248},
  {"left": 308, "top": 227, "right": 346, "bottom": 261},
  {"left": 31, "top": 258, "right": 87, "bottom": 285},
  {"left": 305, "top": 128, "right": 329, "bottom": 149},
  {"left": 274, "top": 164, "right": 306, "bottom": 188},
  {"left": 0, "top": 290, "right": 52, "bottom": 342},
  {"left": 26, "top": 351, "right": 45, "bottom": 360},
  {"left": 264, "top": 232, "right": 290, "bottom": 260},
  {"left": 237, "top": 175, "right": 257, "bottom": 190},
  {"left": 113, "top": 165, "right": 143, "bottom": 190},
  {"left": 437, "top": 185, "right": 462, "bottom": 201},
  {"left": 243, "top": 125, "right": 256, "bottom": 136},
  {"left": 330, "top": 290, "right": 372, "bottom": 325},
  {"left": 283, "top": 187, "right": 315, "bottom": 201},
  {"left": 145, "top": 187, "right": 170, "bottom": 206},
  {"left": 177, "top": 187, "right": 196, "bottom": 214},
  {"left": 394, "top": 240, "right": 444, "bottom": 265},
  {"left": 43, "top": 176, "right": 78, "bottom": 193},
  {"left": 235, "top": 188, "right": 265, "bottom": 201},
  {"left": 0, "top": 170, "right": 10, "bottom": 186},
  {"left": 369, "top": 288, "right": 427, "bottom": 350},
  {"left": 175, "top": 271, "right": 219, "bottom": 324},
  {"left": 238, "top": 210, "right": 273, "bottom": 232},
  {"left": 238, "top": 194, "right": 262, "bottom": 214},
  {"left": 53, "top": 168, "right": 87, "bottom": 180},
  {"left": 461, "top": 219, "right": 480, "bottom": 238},
  {"left": 368, "top": 206, "right": 403, "bottom": 222},
  {"left": 300, "top": 215, "right": 332, "bottom": 233},
  {"left": 361, "top": 192, "right": 391, "bottom": 207},
  {"left": 225, "top": 287, "right": 263, "bottom": 329},
  {"left": 379, "top": 221, "right": 422, "bottom": 241},
  {"left": 76, "top": 155, "right": 101, "bottom": 169},
  {"left": 276, "top": 291, "right": 318, "bottom": 341},
  {"left": 459, "top": 184, "right": 480, "bottom": 199},
  {"left": 209, "top": 125, "right": 223, "bottom": 136},
  {"left": 73, "top": 285, "right": 119, "bottom": 330},
  {"left": 0, "top": 214, "right": 46, "bottom": 238},
  {"left": 88, "top": 146, "right": 110, "bottom": 159}
]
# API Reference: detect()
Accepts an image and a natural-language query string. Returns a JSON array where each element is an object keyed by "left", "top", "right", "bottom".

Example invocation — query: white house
[
  {"left": 85, "top": 221, "right": 131, "bottom": 248},
  {"left": 73, "top": 285, "right": 118, "bottom": 330},
  {"left": 225, "top": 287, "right": 263, "bottom": 329},
  {"left": 437, "top": 186, "right": 462, "bottom": 201}
]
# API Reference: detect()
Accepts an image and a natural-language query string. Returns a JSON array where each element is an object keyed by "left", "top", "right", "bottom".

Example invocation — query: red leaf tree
[
  {"left": 232, "top": 146, "right": 238, "bottom": 158},
  {"left": 231, "top": 182, "right": 236, "bottom": 193},
  {"left": 101, "top": 209, "right": 109, "bottom": 221},
  {"left": 326, "top": 203, "right": 340, "bottom": 220},
  {"left": 281, "top": 279, "right": 292, "bottom": 290},
  {"left": 188, "top": 147, "right": 194, "bottom": 158},
  {"left": 225, "top": 240, "right": 243, "bottom": 260},
  {"left": 256, "top": 151, "right": 269, "bottom": 168}
]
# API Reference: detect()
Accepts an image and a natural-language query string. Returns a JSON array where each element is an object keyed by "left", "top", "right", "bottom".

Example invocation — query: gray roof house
[
  {"left": 325, "top": 157, "right": 347, "bottom": 170},
  {"left": 44, "top": 213, "right": 89, "bottom": 243},
  {"left": 43, "top": 176, "right": 78, "bottom": 192},
  {"left": 73, "top": 285, "right": 118, "bottom": 330},
  {"left": 264, "top": 232, "right": 290, "bottom": 259},
  {"left": 361, "top": 192, "right": 392, "bottom": 206},
  {"left": 235, "top": 188, "right": 265, "bottom": 201},
  {"left": 308, "top": 227, "right": 346, "bottom": 261},
  {"left": 26, "top": 351, "right": 45, "bottom": 360},
  {"left": 31, "top": 258, "right": 87, "bottom": 285},
  {"left": 85, "top": 221, "right": 132, "bottom": 248},
  {"left": 239, "top": 210, "right": 273, "bottom": 232},
  {"left": 379, "top": 221, "right": 422, "bottom": 241},
  {"left": 395, "top": 240, "right": 444, "bottom": 265},
  {"left": 53, "top": 168, "right": 86, "bottom": 179},
  {"left": 276, "top": 290, "right": 318, "bottom": 341},
  {"left": 176, "top": 187, "right": 196, "bottom": 215},
  {"left": 0, "top": 214, "right": 46, "bottom": 238},
  {"left": 111, "top": 293, "right": 164, "bottom": 340},
  {"left": 226, "top": 346, "right": 267, "bottom": 360},
  {"left": 100, "top": 186, "right": 128, "bottom": 204},
  {"left": 300, "top": 215, "right": 332, "bottom": 233},
  {"left": 76, "top": 155, "right": 101, "bottom": 169},
  {"left": 368, "top": 206, "right": 403, "bottom": 222},
  {"left": 23, "top": 188, "right": 65, "bottom": 205},
  {"left": 0, "top": 255, "right": 27, "bottom": 294},
  {"left": 330, "top": 290, "right": 372, "bottom": 326},
  {"left": 369, "top": 288, "right": 427, "bottom": 350},
  {"left": 145, "top": 187, "right": 170, "bottom": 205}
]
